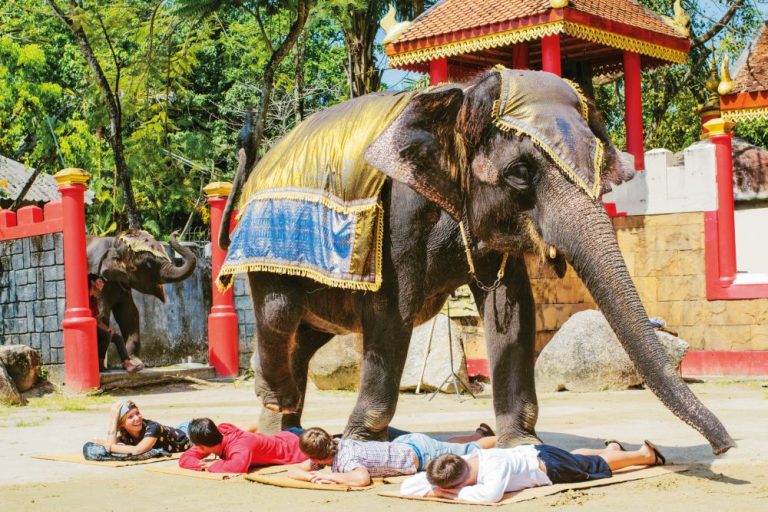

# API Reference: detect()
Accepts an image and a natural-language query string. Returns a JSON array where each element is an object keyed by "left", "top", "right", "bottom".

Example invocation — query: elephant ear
[{"left": 365, "top": 86, "right": 466, "bottom": 220}]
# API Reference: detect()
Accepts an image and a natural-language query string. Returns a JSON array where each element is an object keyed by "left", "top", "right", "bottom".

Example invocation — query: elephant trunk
[
  {"left": 159, "top": 233, "right": 197, "bottom": 283},
  {"left": 541, "top": 180, "right": 735, "bottom": 455}
]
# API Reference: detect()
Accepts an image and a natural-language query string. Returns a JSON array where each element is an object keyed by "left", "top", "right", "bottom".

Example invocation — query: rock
[
  {"left": 400, "top": 314, "right": 469, "bottom": 393},
  {"left": 535, "top": 310, "right": 689, "bottom": 392},
  {"left": 308, "top": 334, "right": 362, "bottom": 391},
  {"left": 0, "top": 361, "right": 25, "bottom": 406},
  {"left": 0, "top": 344, "right": 41, "bottom": 392}
]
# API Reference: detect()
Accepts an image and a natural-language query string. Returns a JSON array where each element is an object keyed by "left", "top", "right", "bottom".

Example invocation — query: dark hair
[
  {"left": 298, "top": 427, "right": 336, "bottom": 460},
  {"left": 188, "top": 418, "right": 223, "bottom": 447},
  {"left": 426, "top": 454, "right": 470, "bottom": 489},
  {"left": 87, "top": 273, "right": 101, "bottom": 285}
]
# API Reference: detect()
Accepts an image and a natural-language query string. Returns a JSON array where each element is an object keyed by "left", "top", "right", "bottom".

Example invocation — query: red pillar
[
  {"left": 704, "top": 118, "right": 737, "bottom": 288},
  {"left": 54, "top": 168, "right": 99, "bottom": 391},
  {"left": 512, "top": 43, "right": 529, "bottom": 69},
  {"left": 429, "top": 57, "right": 449, "bottom": 85},
  {"left": 204, "top": 182, "right": 239, "bottom": 377},
  {"left": 623, "top": 51, "right": 645, "bottom": 170},
  {"left": 541, "top": 34, "right": 562, "bottom": 76}
]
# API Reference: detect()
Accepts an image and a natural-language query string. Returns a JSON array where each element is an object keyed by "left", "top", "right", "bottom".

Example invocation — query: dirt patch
[{"left": 1, "top": 380, "right": 766, "bottom": 512}]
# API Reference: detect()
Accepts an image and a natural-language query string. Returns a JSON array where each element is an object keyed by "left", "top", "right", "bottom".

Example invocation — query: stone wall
[
  {"left": 233, "top": 275, "right": 255, "bottom": 370},
  {"left": 126, "top": 242, "right": 212, "bottom": 367},
  {"left": 0, "top": 234, "right": 65, "bottom": 367}
]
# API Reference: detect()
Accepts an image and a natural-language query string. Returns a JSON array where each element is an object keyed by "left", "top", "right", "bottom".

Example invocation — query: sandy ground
[{"left": 1, "top": 379, "right": 766, "bottom": 511}]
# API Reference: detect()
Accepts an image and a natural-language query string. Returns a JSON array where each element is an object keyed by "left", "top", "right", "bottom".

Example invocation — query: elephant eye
[{"left": 502, "top": 162, "right": 533, "bottom": 190}]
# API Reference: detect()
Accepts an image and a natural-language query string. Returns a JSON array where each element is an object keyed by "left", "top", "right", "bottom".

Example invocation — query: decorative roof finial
[
  {"left": 549, "top": 0, "right": 569, "bottom": 8},
  {"left": 718, "top": 55, "right": 735, "bottom": 95},
  {"left": 380, "top": 4, "right": 412, "bottom": 45},
  {"left": 661, "top": 0, "right": 691, "bottom": 38}
]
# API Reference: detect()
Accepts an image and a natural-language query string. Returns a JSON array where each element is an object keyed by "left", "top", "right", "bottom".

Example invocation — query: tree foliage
[{"left": 0, "top": 0, "right": 765, "bottom": 240}]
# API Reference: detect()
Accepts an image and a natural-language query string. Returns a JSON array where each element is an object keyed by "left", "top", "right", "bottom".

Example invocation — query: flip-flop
[
  {"left": 475, "top": 423, "right": 495, "bottom": 437},
  {"left": 603, "top": 439, "right": 627, "bottom": 451},
  {"left": 644, "top": 440, "right": 666, "bottom": 465}
]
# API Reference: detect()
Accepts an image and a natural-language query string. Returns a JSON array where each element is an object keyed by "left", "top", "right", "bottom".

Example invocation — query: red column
[
  {"left": 54, "top": 168, "right": 99, "bottom": 391},
  {"left": 541, "top": 34, "right": 562, "bottom": 76},
  {"left": 429, "top": 57, "right": 449, "bottom": 85},
  {"left": 204, "top": 182, "right": 239, "bottom": 377},
  {"left": 623, "top": 51, "right": 645, "bottom": 170},
  {"left": 704, "top": 118, "right": 737, "bottom": 288},
  {"left": 512, "top": 43, "right": 529, "bottom": 69}
]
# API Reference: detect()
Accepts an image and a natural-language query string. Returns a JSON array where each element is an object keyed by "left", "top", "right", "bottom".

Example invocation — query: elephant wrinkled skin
[
  {"left": 230, "top": 69, "right": 734, "bottom": 455},
  {"left": 86, "top": 230, "right": 196, "bottom": 359}
]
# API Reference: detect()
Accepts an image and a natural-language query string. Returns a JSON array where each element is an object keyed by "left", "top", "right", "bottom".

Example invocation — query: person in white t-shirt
[{"left": 400, "top": 440, "right": 666, "bottom": 503}]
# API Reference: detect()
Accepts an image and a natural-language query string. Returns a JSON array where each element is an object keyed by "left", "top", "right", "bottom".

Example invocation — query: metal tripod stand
[{"left": 428, "top": 301, "right": 475, "bottom": 402}]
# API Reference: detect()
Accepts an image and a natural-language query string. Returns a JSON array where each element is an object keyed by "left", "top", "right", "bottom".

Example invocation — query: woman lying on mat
[
  {"left": 93, "top": 400, "right": 191, "bottom": 455},
  {"left": 400, "top": 439, "right": 666, "bottom": 503}
]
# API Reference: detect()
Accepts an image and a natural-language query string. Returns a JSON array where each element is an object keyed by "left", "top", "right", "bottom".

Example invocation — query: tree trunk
[
  {"left": 294, "top": 32, "right": 306, "bottom": 124},
  {"left": 46, "top": 0, "right": 142, "bottom": 229},
  {"left": 345, "top": 2, "right": 382, "bottom": 98}
]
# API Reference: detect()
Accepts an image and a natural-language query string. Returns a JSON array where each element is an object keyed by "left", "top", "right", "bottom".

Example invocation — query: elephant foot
[
  {"left": 342, "top": 425, "right": 388, "bottom": 442},
  {"left": 496, "top": 432, "right": 542, "bottom": 449},
  {"left": 260, "top": 388, "right": 301, "bottom": 415},
  {"left": 258, "top": 407, "right": 301, "bottom": 434}
]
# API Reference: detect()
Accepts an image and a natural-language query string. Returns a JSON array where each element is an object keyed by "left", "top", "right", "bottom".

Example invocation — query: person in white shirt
[{"left": 400, "top": 440, "right": 666, "bottom": 503}]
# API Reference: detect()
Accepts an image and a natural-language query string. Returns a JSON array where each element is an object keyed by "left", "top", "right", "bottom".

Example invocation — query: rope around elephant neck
[{"left": 458, "top": 218, "right": 509, "bottom": 293}]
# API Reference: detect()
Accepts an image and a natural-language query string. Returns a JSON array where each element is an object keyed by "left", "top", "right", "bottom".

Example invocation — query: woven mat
[
  {"left": 245, "top": 472, "right": 389, "bottom": 492},
  {"left": 143, "top": 463, "right": 299, "bottom": 480},
  {"left": 379, "top": 465, "right": 689, "bottom": 506},
  {"left": 32, "top": 452, "right": 182, "bottom": 467}
]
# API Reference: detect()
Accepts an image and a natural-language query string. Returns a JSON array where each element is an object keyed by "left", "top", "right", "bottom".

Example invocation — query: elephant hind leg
[
  {"left": 111, "top": 297, "right": 141, "bottom": 359},
  {"left": 257, "top": 325, "right": 333, "bottom": 433},
  {"left": 249, "top": 274, "right": 307, "bottom": 414}
]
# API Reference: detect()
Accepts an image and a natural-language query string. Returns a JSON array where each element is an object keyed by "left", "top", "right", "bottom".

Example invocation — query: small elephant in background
[{"left": 86, "top": 230, "right": 196, "bottom": 359}]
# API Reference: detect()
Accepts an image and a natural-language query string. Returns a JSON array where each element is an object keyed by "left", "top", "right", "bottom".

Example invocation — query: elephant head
[
  {"left": 366, "top": 68, "right": 734, "bottom": 455},
  {"left": 97, "top": 229, "right": 197, "bottom": 301}
]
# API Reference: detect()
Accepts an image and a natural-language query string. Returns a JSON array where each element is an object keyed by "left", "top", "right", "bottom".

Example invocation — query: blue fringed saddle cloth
[{"left": 217, "top": 91, "right": 417, "bottom": 292}]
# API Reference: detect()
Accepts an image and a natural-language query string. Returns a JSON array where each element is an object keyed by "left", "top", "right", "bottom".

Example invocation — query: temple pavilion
[
  {"left": 720, "top": 21, "right": 768, "bottom": 123},
  {"left": 383, "top": 0, "right": 692, "bottom": 171}
]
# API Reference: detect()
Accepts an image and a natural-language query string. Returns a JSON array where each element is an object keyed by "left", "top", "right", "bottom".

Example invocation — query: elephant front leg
[
  {"left": 471, "top": 256, "right": 540, "bottom": 447},
  {"left": 343, "top": 306, "right": 413, "bottom": 441}
]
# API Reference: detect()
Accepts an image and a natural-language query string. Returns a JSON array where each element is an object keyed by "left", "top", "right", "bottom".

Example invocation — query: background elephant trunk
[
  {"left": 540, "top": 180, "right": 735, "bottom": 454},
  {"left": 159, "top": 234, "right": 197, "bottom": 283}
]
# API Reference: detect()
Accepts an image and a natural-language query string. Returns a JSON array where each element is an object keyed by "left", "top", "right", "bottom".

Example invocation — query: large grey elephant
[
  {"left": 86, "top": 230, "right": 197, "bottom": 358},
  {"left": 222, "top": 69, "right": 734, "bottom": 454}
]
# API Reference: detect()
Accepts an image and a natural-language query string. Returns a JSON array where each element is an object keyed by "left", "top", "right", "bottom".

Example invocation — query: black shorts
[{"left": 535, "top": 444, "right": 612, "bottom": 484}]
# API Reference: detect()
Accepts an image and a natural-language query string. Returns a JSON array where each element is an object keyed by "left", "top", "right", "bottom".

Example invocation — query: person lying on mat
[
  {"left": 287, "top": 426, "right": 498, "bottom": 487},
  {"left": 93, "top": 400, "right": 191, "bottom": 455},
  {"left": 179, "top": 418, "right": 309, "bottom": 473},
  {"left": 400, "top": 439, "right": 666, "bottom": 503}
]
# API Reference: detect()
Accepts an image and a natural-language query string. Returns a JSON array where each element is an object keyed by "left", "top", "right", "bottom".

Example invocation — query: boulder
[
  {"left": 0, "top": 361, "right": 25, "bottom": 406},
  {"left": 400, "top": 314, "right": 469, "bottom": 393},
  {"left": 308, "top": 334, "right": 362, "bottom": 390},
  {"left": 535, "top": 310, "right": 689, "bottom": 392},
  {"left": 0, "top": 344, "right": 41, "bottom": 392}
]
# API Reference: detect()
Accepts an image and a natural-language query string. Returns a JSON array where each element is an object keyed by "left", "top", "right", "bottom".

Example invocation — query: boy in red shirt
[{"left": 179, "top": 418, "right": 307, "bottom": 473}]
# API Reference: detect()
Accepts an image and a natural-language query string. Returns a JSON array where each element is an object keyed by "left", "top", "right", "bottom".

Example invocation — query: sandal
[
  {"left": 603, "top": 439, "right": 626, "bottom": 451},
  {"left": 475, "top": 423, "right": 495, "bottom": 437},
  {"left": 644, "top": 440, "right": 666, "bottom": 466}
]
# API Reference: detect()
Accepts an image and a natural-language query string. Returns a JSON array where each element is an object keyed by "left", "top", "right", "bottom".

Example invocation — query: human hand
[
  {"left": 110, "top": 401, "right": 123, "bottom": 415},
  {"left": 309, "top": 473, "right": 336, "bottom": 485},
  {"left": 432, "top": 488, "right": 459, "bottom": 499}
]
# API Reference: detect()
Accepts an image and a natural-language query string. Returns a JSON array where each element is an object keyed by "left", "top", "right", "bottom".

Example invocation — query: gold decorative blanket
[{"left": 217, "top": 90, "right": 417, "bottom": 291}]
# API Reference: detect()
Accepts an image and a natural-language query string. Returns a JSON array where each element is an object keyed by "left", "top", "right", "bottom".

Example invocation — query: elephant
[
  {"left": 222, "top": 68, "right": 735, "bottom": 455},
  {"left": 86, "top": 230, "right": 197, "bottom": 359}
]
